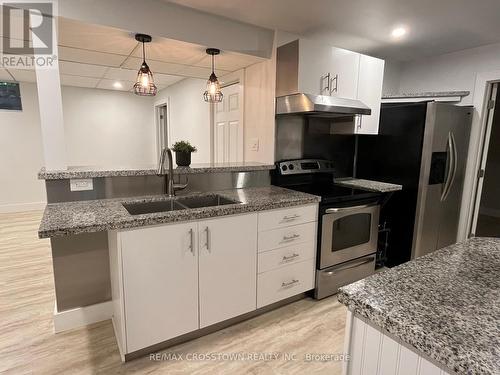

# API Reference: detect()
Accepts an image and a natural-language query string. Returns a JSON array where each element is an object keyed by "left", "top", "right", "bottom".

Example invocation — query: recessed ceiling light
[
  {"left": 113, "top": 81, "right": 123, "bottom": 89},
  {"left": 391, "top": 26, "right": 407, "bottom": 39}
]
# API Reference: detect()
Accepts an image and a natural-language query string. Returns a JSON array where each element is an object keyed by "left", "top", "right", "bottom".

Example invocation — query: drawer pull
[
  {"left": 281, "top": 214, "right": 300, "bottom": 222},
  {"left": 282, "top": 253, "right": 300, "bottom": 262},
  {"left": 281, "top": 279, "right": 299, "bottom": 288},
  {"left": 282, "top": 234, "right": 300, "bottom": 242}
]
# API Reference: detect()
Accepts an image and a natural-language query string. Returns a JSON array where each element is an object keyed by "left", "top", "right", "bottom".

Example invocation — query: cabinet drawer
[
  {"left": 257, "top": 259, "right": 315, "bottom": 308},
  {"left": 258, "top": 204, "right": 317, "bottom": 231},
  {"left": 258, "top": 242, "right": 315, "bottom": 274},
  {"left": 258, "top": 222, "right": 317, "bottom": 253}
]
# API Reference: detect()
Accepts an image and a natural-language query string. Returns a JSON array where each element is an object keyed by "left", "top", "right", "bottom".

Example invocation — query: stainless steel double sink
[{"left": 123, "top": 194, "right": 240, "bottom": 215}]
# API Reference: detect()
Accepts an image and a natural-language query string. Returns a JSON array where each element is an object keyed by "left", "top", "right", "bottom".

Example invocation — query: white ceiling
[
  {"left": 0, "top": 16, "right": 265, "bottom": 92},
  {"left": 165, "top": 0, "right": 500, "bottom": 61}
]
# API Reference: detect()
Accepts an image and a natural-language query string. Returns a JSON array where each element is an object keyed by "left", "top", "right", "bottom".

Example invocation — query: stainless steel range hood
[{"left": 276, "top": 93, "right": 371, "bottom": 117}]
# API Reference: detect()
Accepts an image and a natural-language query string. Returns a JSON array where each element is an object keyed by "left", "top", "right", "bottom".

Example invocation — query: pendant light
[
  {"left": 133, "top": 34, "right": 157, "bottom": 96},
  {"left": 203, "top": 48, "right": 223, "bottom": 103}
]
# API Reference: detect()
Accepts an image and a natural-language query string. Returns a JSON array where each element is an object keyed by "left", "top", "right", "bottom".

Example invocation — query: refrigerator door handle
[{"left": 441, "top": 131, "right": 457, "bottom": 201}]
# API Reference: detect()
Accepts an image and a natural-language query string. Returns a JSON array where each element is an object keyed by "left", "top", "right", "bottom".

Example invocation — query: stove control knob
[
  {"left": 281, "top": 165, "right": 288, "bottom": 172},
  {"left": 288, "top": 164, "right": 294, "bottom": 170}
]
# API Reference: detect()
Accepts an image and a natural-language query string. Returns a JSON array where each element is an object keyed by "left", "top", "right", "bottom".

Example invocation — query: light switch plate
[
  {"left": 250, "top": 138, "right": 259, "bottom": 151},
  {"left": 70, "top": 178, "right": 94, "bottom": 192}
]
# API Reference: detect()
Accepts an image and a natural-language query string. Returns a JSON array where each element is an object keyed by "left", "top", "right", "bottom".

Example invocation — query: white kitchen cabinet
[
  {"left": 108, "top": 204, "right": 317, "bottom": 359},
  {"left": 119, "top": 222, "right": 199, "bottom": 353},
  {"left": 355, "top": 54, "right": 385, "bottom": 134},
  {"left": 283, "top": 39, "right": 360, "bottom": 99},
  {"left": 328, "top": 47, "right": 360, "bottom": 100},
  {"left": 277, "top": 38, "right": 384, "bottom": 134},
  {"left": 198, "top": 214, "right": 257, "bottom": 328}
]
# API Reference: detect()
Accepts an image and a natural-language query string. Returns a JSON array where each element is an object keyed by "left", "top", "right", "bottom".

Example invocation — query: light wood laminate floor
[{"left": 0, "top": 211, "right": 347, "bottom": 374}]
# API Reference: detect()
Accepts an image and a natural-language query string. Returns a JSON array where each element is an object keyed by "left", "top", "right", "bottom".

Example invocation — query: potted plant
[{"left": 171, "top": 141, "right": 197, "bottom": 167}]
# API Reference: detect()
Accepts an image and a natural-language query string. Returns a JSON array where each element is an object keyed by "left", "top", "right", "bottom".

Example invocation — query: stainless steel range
[{"left": 272, "top": 159, "right": 381, "bottom": 299}]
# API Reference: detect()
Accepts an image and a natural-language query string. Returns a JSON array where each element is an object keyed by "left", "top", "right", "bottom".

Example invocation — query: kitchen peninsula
[{"left": 339, "top": 237, "right": 500, "bottom": 375}]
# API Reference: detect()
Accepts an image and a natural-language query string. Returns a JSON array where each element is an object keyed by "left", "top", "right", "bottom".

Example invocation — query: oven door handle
[
  {"left": 325, "top": 256, "right": 375, "bottom": 274},
  {"left": 325, "top": 203, "right": 377, "bottom": 213}
]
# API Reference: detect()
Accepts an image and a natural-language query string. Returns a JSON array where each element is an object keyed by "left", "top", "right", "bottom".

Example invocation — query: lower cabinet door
[
  {"left": 121, "top": 222, "right": 199, "bottom": 352},
  {"left": 198, "top": 213, "right": 258, "bottom": 328}
]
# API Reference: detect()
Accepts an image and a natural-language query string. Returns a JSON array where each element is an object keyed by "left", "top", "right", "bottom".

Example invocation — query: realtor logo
[{"left": 1, "top": 0, "right": 57, "bottom": 68}]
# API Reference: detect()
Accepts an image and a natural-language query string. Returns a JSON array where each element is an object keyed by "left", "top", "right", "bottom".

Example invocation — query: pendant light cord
[{"left": 142, "top": 41, "right": 146, "bottom": 63}]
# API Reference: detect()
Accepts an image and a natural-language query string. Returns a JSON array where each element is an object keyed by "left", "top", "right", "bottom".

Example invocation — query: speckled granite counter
[
  {"left": 38, "top": 162, "right": 275, "bottom": 180},
  {"left": 382, "top": 91, "right": 470, "bottom": 99},
  {"left": 38, "top": 186, "right": 320, "bottom": 238},
  {"left": 338, "top": 237, "right": 500, "bottom": 374},
  {"left": 335, "top": 178, "right": 402, "bottom": 193}
]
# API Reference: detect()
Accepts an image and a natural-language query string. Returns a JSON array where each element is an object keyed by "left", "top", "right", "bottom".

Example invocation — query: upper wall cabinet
[{"left": 276, "top": 39, "right": 384, "bottom": 134}]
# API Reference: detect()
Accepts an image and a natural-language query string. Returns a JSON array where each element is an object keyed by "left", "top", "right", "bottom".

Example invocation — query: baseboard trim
[
  {"left": 0, "top": 201, "right": 46, "bottom": 213},
  {"left": 53, "top": 300, "right": 113, "bottom": 333}
]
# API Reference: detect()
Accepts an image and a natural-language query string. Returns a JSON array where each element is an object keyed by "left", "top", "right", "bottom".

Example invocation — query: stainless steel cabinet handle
[
  {"left": 281, "top": 214, "right": 300, "bottom": 222},
  {"left": 188, "top": 228, "right": 194, "bottom": 255},
  {"left": 325, "top": 203, "right": 377, "bottom": 213},
  {"left": 330, "top": 74, "right": 338, "bottom": 95},
  {"left": 321, "top": 73, "right": 331, "bottom": 95},
  {"left": 281, "top": 279, "right": 299, "bottom": 288},
  {"left": 204, "top": 227, "right": 211, "bottom": 252},
  {"left": 282, "top": 253, "right": 299, "bottom": 262},
  {"left": 282, "top": 233, "right": 300, "bottom": 242}
]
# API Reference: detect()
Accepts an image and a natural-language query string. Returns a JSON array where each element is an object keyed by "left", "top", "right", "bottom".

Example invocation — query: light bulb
[{"left": 140, "top": 73, "right": 149, "bottom": 87}]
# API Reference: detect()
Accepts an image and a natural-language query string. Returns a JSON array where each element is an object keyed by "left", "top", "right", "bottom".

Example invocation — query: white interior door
[{"left": 214, "top": 83, "right": 243, "bottom": 163}]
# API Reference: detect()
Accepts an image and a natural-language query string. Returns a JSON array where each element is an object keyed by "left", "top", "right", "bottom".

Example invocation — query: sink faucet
[{"left": 156, "top": 147, "right": 187, "bottom": 196}]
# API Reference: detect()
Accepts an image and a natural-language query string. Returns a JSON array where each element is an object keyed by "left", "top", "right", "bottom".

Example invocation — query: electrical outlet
[
  {"left": 250, "top": 138, "right": 259, "bottom": 151},
  {"left": 70, "top": 178, "right": 94, "bottom": 192}
]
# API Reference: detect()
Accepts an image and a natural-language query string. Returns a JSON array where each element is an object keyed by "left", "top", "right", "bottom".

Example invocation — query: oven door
[{"left": 319, "top": 203, "right": 380, "bottom": 269}]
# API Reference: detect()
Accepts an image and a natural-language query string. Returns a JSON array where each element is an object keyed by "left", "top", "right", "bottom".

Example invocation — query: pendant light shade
[
  {"left": 203, "top": 48, "right": 223, "bottom": 103},
  {"left": 133, "top": 34, "right": 157, "bottom": 96}
]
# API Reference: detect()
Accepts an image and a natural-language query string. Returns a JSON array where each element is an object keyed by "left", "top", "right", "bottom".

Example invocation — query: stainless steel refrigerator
[{"left": 356, "top": 102, "right": 472, "bottom": 266}]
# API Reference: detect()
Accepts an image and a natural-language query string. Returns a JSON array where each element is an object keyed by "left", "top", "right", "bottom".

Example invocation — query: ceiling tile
[
  {"left": 0, "top": 69, "right": 14, "bottom": 81},
  {"left": 96, "top": 79, "right": 134, "bottom": 92},
  {"left": 59, "top": 46, "right": 127, "bottom": 67},
  {"left": 121, "top": 57, "right": 186, "bottom": 76},
  {"left": 131, "top": 36, "right": 206, "bottom": 66},
  {"left": 175, "top": 65, "right": 229, "bottom": 79},
  {"left": 103, "top": 67, "right": 138, "bottom": 82},
  {"left": 59, "top": 61, "right": 108, "bottom": 78},
  {"left": 195, "top": 51, "right": 264, "bottom": 72},
  {"left": 60, "top": 75, "right": 99, "bottom": 88},
  {"left": 153, "top": 73, "right": 184, "bottom": 87},
  {"left": 58, "top": 17, "right": 137, "bottom": 56},
  {"left": 8, "top": 69, "right": 36, "bottom": 82}
]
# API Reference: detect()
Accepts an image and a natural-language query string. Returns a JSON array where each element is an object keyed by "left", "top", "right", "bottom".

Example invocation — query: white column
[{"left": 34, "top": 14, "right": 67, "bottom": 171}]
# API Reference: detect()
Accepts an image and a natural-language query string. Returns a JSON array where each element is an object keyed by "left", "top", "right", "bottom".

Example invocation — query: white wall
[
  {"left": 156, "top": 78, "right": 211, "bottom": 164},
  {"left": 0, "top": 83, "right": 46, "bottom": 212},
  {"left": 62, "top": 86, "right": 155, "bottom": 166},
  {"left": 0, "top": 83, "right": 157, "bottom": 212},
  {"left": 382, "top": 60, "right": 402, "bottom": 96},
  {"left": 396, "top": 42, "right": 500, "bottom": 105}
]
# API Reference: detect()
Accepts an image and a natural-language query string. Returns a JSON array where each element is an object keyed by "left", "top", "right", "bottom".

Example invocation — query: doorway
[
  {"left": 471, "top": 82, "right": 500, "bottom": 237},
  {"left": 213, "top": 82, "right": 244, "bottom": 163},
  {"left": 155, "top": 102, "right": 169, "bottom": 161}
]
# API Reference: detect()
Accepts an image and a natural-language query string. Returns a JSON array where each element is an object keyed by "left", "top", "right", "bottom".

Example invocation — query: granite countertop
[
  {"left": 338, "top": 237, "right": 500, "bottom": 374},
  {"left": 38, "top": 186, "right": 320, "bottom": 238},
  {"left": 382, "top": 91, "right": 470, "bottom": 99},
  {"left": 335, "top": 178, "right": 402, "bottom": 193},
  {"left": 38, "top": 162, "right": 275, "bottom": 180}
]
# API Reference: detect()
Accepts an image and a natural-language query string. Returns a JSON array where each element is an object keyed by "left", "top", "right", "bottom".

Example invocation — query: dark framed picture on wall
[{"left": 0, "top": 82, "right": 22, "bottom": 111}]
